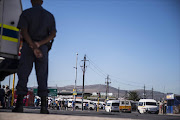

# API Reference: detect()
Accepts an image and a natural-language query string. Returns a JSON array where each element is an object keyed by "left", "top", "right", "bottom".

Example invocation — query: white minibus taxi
[
  {"left": 138, "top": 99, "right": 159, "bottom": 114},
  {"left": 119, "top": 100, "right": 132, "bottom": 113},
  {"left": 68, "top": 99, "right": 94, "bottom": 110},
  {"left": 105, "top": 100, "right": 120, "bottom": 112}
]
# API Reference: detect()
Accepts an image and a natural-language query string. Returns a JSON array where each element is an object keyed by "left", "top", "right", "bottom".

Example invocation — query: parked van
[
  {"left": 119, "top": 100, "right": 132, "bottom": 113},
  {"left": 138, "top": 99, "right": 159, "bottom": 114},
  {"left": 105, "top": 100, "right": 120, "bottom": 112},
  {"left": 92, "top": 101, "right": 105, "bottom": 109},
  {"left": 68, "top": 99, "right": 94, "bottom": 110}
]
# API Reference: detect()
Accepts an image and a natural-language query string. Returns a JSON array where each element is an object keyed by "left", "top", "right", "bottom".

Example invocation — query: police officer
[{"left": 12, "top": 0, "right": 56, "bottom": 114}]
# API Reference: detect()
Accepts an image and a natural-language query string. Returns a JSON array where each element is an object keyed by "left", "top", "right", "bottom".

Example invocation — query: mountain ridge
[{"left": 51, "top": 84, "right": 167, "bottom": 101}]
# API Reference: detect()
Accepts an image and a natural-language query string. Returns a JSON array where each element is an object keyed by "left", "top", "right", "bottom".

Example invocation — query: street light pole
[
  {"left": 75, "top": 53, "right": 78, "bottom": 91},
  {"left": 74, "top": 53, "right": 78, "bottom": 110}
]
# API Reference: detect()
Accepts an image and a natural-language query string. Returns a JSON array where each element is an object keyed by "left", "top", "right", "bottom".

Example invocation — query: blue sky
[{"left": 2, "top": 0, "right": 180, "bottom": 94}]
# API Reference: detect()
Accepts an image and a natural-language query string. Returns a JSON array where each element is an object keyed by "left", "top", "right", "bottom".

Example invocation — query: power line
[
  {"left": 88, "top": 64, "right": 143, "bottom": 88},
  {"left": 110, "top": 75, "right": 143, "bottom": 85},
  {"left": 87, "top": 55, "right": 108, "bottom": 76},
  {"left": 88, "top": 66, "right": 106, "bottom": 78},
  {"left": 87, "top": 55, "right": 149, "bottom": 86},
  {"left": 110, "top": 78, "right": 143, "bottom": 88},
  {"left": 86, "top": 55, "right": 153, "bottom": 89}
]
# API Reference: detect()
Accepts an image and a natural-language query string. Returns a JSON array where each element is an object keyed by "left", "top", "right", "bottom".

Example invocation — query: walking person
[
  {"left": 0, "top": 84, "right": 5, "bottom": 108},
  {"left": 12, "top": 0, "right": 56, "bottom": 114}
]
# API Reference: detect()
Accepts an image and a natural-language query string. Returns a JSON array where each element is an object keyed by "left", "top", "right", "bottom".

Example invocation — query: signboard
[
  {"left": 48, "top": 89, "right": 57, "bottom": 96},
  {"left": 73, "top": 89, "right": 77, "bottom": 95},
  {"left": 33, "top": 88, "right": 57, "bottom": 96},
  {"left": 166, "top": 94, "right": 174, "bottom": 100}
]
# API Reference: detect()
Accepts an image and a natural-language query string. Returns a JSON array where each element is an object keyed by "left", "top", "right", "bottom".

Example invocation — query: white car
[{"left": 138, "top": 99, "right": 159, "bottom": 114}]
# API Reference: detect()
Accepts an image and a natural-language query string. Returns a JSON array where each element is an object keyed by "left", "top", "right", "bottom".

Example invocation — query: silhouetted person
[
  {"left": 0, "top": 84, "right": 5, "bottom": 108},
  {"left": 12, "top": 0, "right": 56, "bottom": 114}
]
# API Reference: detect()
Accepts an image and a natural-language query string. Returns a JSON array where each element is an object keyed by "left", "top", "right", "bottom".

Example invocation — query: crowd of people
[
  {"left": 47, "top": 99, "right": 69, "bottom": 110},
  {"left": 0, "top": 84, "right": 12, "bottom": 109},
  {"left": 34, "top": 97, "right": 69, "bottom": 110}
]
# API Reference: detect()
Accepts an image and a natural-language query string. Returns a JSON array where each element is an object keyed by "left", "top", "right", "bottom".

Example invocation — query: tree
[{"left": 128, "top": 91, "right": 140, "bottom": 101}]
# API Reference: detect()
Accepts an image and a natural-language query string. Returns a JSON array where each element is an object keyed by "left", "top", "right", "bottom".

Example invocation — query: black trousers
[{"left": 16, "top": 42, "right": 48, "bottom": 97}]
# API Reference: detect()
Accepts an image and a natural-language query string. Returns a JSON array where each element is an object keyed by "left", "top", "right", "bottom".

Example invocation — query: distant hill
[{"left": 54, "top": 84, "right": 166, "bottom": 101}]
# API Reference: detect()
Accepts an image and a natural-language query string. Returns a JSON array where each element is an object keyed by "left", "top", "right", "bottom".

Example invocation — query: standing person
[
  {"left": 65, "top": 100, "right": 68, "bottom": 111},
  {"left": 12, "top": 0, "right": 56, "bottom": 114},
  {"left": 159, "top": 102, "right": 163, "bottom": 114},
  {"left": 48, "top": 98, "right": 51, "bottom": 109},
  {"left": 55, "top": 100, "right": 59, "bottom": 110},
  {"left": 34, "top": 97, "right": 37, "bottom": 107},
  {"left": 0, "top": 84, "right": 5, "bottom": 108},
  {"left": 6, "top": 86, "right": 12, "bottom": 108},
  {"left": 37, "top": 98, "right": 40, "bottom": 107},
  {"left": 2, "top": 85, "right": 5, "bottom": 92},
  {"left": 162, "top": 102, "right": 165, "bottom": 114},
  {"left": 72, "top": 100, "right": 75, "bottom": 111},
  {"left": 5, "top": 85, "right": 11, "bottom": 108}
]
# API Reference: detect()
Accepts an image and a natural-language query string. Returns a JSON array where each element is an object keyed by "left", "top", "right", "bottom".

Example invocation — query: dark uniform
[{"left": 16, "top": 5, "right": 56, "bottom": 97}]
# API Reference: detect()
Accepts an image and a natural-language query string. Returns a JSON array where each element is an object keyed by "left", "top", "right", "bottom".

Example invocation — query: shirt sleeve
[
  {"left": 49, "top": 14, "right": 57, "bottom": 33},
  {"left": 17, "top": 12, "right": 28, "bottom": 29}
]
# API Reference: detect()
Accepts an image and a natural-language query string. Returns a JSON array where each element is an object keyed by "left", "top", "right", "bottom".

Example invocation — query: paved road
[{"left": 0, "top": 108, "right": 179, "bottom": 120}]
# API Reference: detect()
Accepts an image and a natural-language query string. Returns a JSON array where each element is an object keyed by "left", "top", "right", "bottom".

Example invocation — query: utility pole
[
  {"left": 163, "top": 86, "right": 165, "bottom": 100},
  {"left": 81, "top": 54, "right": 88, "bottom": 111},
  {"left": 9, "top": 75, "right": 11, "bottom": 88},
  {"left": 152, "top": 87, "right": 154, "bottom": 99},
  {"left": 11, "top": 74, "right": 15, "bottom": 106},
  {"left": 118, "top": 87, "right": 119, "bottom": 98},
  {"left": 143, "top": 84, "right": 146, "bottom": 99},
  {"left": 125, "top": 91, "right": 128, "bottom": 99},
  {"left": 105, "top": 75, "right": 111, "bottom": 100}
]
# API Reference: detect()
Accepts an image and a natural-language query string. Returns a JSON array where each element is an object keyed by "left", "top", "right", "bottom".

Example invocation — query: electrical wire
[
  {"left": 88, "top": 66, "right": 106, "bottom": 78},
  {"left": 86, "top": 55, "right": 108, "bottom": 77},
  {"left": 86, "top": 55, "right": 152, "bottom": 89}
]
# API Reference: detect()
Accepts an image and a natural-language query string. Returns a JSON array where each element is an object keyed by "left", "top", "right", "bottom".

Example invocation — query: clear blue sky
[{"left": 2, "top": 0, "right": 180, "bottom": 94}]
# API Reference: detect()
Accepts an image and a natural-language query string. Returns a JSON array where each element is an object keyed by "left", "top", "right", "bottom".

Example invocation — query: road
[{"left": 0, "top": 108, "right": 179, "bottom": 120}]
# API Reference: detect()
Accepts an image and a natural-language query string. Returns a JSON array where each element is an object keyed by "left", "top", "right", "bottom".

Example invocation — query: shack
[{"left": 166, "top": 93, "right": 180, "bottom": 114}]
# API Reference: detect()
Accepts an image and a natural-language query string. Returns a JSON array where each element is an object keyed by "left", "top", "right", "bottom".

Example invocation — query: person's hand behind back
[{"left": 33, "top": 48, "right": 43, "bottom": 58}]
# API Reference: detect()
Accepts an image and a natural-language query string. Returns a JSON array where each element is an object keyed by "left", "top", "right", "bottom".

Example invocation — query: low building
[{"left": 166, "top": 93, "right": 180, "bottom": 114}]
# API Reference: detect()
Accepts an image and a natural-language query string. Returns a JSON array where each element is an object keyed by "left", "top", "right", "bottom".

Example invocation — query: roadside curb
[{"left": 159, "top": 113, "right": 180, "bottom": 117}]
